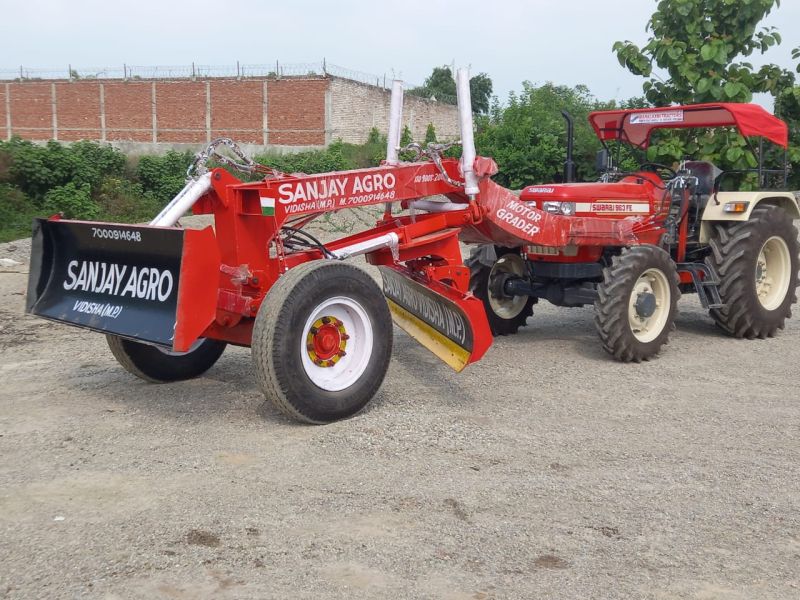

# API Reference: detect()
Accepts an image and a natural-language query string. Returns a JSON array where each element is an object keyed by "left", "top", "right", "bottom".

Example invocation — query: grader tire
[
  {"left": 106, "top": 336, "right": 226, "bottom": 383},
  {"left": 594, "top": 245, "right": 680, "bottom": 362},
  {"left": 705, "top": 205, "right": 799, "bottom": 339},
  {"left": 251, "top": 261, "right": 393, "bottom": 424}
]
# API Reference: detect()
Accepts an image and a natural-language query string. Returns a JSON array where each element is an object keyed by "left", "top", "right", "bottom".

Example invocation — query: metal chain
[{"left": 397, "top": 141, "right": 464, "bottom": 188}]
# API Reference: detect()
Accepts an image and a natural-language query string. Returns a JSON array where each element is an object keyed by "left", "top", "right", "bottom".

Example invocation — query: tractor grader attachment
[{"left": 25, "top": 69, "right": 639, "bottom": 423}]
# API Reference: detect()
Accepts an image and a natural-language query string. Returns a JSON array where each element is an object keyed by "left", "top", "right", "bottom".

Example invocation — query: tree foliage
[
  {"left": 613, "top": 0, "right": 788, "bottom": 105},
  {"left": 613, "top": 0, "right": 797, "bottom": 182},
  {"left": 475, "top": 83, "right": 615, "bottom": 188},
  {"left": 410, "top": 66, "right": 493, "bottom": 114}
]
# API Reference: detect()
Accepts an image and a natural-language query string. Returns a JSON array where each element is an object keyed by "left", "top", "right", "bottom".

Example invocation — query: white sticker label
[
  {"left": 576, "top": 202, "right": 651, "bottom": 214},
  {"left": 630, "top": 110, "right": 684, "bottom": 125}
]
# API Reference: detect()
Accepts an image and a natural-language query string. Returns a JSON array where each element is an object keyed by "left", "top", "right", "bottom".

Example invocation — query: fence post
[
  {"left": 237, "top": 60, "right": 240, "bottom": 79},
  {"left": 19, "top": 66, "right": 23, "bottom": 80},
  {"left": 123, "top": 63, "right": 127, "bottom": 80},
  {"left": 191, "top": 62, "right": 196, "bottom": 81}
]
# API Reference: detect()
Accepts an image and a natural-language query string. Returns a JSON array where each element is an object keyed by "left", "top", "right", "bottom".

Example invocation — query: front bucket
[
  {"left": 26, "top": 219, "right": 219, "bottom": 349},
  {"left": 379, "top": 265, "right": 492, "bottom": 371}
]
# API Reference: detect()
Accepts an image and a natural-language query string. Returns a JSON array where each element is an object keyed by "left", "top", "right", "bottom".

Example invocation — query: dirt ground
[{"left": 1, "top": 223, "right": 799, "bottom": 600}]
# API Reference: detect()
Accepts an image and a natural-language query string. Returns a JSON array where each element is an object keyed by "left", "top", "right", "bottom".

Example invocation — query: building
[{"left": 0, "top": 73, "right": 460, "bottom": 154}]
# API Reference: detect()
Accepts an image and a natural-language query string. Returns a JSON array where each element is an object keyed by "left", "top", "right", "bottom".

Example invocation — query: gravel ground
[{"left": 1, "top": 218, "right": 799, "bottom": 599}]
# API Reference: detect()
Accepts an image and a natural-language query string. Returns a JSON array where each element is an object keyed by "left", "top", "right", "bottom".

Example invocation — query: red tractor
[
  {"left": 469, "top": 103, "right": 799, "bottom": 361},
  {"left": 25, "top": 73, "right": 799, "bottom": 423}
]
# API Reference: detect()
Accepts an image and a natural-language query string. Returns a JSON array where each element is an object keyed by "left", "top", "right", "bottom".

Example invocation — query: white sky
[{"left": 1, "top": 0, "right": 798, "bottom": 105}]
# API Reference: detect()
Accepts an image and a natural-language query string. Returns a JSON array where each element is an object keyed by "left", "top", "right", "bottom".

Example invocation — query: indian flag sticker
[{"left": 260, "top": 197, "right": 275, "bottom": 216}]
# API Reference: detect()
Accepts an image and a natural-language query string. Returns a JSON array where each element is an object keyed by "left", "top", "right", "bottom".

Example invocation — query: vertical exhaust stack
[
  {"left": 385, "top": 80, "right": 404, "bottom": 165},
  {"left": 456, "top": 68, "right": 479, "bottom": 198},
  {"left": 383, "top": 80, "right": 404, "bottom": 217}
]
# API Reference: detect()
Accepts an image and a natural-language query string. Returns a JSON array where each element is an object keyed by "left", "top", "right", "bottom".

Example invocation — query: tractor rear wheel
[
  {"left": 705, "top": 205, "right": 799, "bottom": 338},
  {"left": 251, "top": 261, "right": 393, "bottom": 424},
  {"left": 468, "top": 247, "right": 535, "bottom": 336},
  {"left": 594, "top": 245, "right": 680, "bottom": 362},
  {"left": 106, "top": 335, "right": 226, "bottom": 382}
]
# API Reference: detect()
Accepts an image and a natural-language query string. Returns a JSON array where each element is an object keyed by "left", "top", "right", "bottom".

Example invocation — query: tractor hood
[{"left": 519, "top": 177, "right": 660, "bottom": 206}]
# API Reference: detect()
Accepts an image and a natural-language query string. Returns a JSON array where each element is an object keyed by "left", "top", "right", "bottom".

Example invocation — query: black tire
[
  {"left": 106, "top": 335, "right": 226, "bottom": 383},
  {"left": 705, "top": 205, "right": 799, "bottom": 339},
  {"left": 594, "top": 245, "right": 680, "bottom": 362},
  {"left": 251, "top": 261, "right": 393, "bottom": 424},
  {"left": 468, "top": 247, "right": 534, "bottom": 336}
]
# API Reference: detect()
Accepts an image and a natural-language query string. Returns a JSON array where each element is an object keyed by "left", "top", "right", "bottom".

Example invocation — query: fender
[{"left": 699, "top": 191, "right": 800, "bottom": 243}]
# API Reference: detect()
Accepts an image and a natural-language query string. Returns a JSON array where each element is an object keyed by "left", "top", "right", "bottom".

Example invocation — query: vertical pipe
[
  {"left": 456, "top": 68, "right": 479, "bottom": 197},
  {"left": 385, "top": 80, "right": 404, "bottom": 164}
]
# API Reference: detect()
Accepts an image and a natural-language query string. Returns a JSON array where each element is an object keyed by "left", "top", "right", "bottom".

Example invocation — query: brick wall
[
  {"left": 1, "top": 75, "right": 459, "bottom": 151},
  {"left": 328, "top": 77, "right": 459, "bottom": 144}
]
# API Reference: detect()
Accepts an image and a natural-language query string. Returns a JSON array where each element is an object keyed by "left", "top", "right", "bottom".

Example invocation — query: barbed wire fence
[{"left": 0, "top": 61, "right": 458, "bottom": 105}]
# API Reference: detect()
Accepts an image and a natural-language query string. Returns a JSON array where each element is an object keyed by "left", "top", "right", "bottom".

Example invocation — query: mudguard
[{"left": 26, "top": 219, "right": 219, "bottom": 351}]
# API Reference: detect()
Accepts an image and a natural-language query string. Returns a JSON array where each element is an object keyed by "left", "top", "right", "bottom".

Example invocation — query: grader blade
[
  {"left": 26, "top": 219, "right": 219, "bottom": 350},
  {"left": 379, "top": 266, "right": 492, "bottom": 372}
]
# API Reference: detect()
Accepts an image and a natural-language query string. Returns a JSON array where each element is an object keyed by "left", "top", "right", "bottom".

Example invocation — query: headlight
[{"left": 542, "top": 201, "right": 576, "bottom": 216}]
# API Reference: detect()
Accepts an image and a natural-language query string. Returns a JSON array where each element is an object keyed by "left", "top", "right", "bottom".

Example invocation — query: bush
[
  {"left": 43, "top": 182, "right": 99, "bottom": 220},
  {"left": 0, "top": 184, "right": 37, "bottom": 242},
  {"left": 135, "top": 150, "right": 193, "bottom": 203}
]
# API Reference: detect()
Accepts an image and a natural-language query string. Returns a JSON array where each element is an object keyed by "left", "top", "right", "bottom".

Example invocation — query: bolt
[
  {"left": 309, "top": 327, "right": 318, "bottom": 335},
  {"left": 321, "top": 316, "right": 331, "bottom": 325},
  {"left": 306, "top": 343, "right": 315, "bottom": 352},
  {"left": 338, "top": 350, "right": 347, "bottom": 357},
  {"left": 214, "top": 172, "right": 221, "bottom": 180},
  {"left": 313, "top": 358, "right": 325, "bottom": 366},
  {"left": 251, "top": 277, "right": 259, "bottom": 286},
  {"left": 341, "top": 334, "right": 350, "bottom": 340}
]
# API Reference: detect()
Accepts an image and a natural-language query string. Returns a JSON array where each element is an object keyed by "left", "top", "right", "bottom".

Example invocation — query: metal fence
[{"left": 0, "top": 61, "right": 458, "bottom": 104}]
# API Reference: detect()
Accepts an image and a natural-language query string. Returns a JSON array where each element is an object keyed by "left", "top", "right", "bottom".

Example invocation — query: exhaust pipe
[
  {"left": 456, "top": 69, "right": 479, "bottom": 197},
  {"left": 561, "top": 110, "right": 576, "bottom": 183}
]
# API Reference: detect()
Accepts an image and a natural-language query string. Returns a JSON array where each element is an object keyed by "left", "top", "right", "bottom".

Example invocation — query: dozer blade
[
  {"left": 379, "top": 265, "right": 492, "bottom": 372},
  {"left": 26, "top": 219, "right": 219, "bottom": 350}
]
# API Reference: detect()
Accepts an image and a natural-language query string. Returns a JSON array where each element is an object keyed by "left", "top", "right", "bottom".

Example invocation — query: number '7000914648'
[{"left": 91, "top": 227, "right": 142, "bottom": 242}]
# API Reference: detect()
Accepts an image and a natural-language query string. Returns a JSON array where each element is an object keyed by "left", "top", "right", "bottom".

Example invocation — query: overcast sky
[{"left": 1, "top": 0, "right": 798, "bottom": 105}]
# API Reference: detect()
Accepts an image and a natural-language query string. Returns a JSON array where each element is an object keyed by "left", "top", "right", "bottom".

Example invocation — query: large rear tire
[
  {"left": 468, "top": 247, "right": 535, "bottom": 336},
  {"left": 594, "top": 245, "right": 680, "bottom": 362},
  {"left": 251, "top": 261, "right": 393, "bottom": 424},
  {"left": 106, "top": 336, "right": 226, "bottom": 383},
  {"left": 705, "top": 205, "right": 799, "bottom": 338}
]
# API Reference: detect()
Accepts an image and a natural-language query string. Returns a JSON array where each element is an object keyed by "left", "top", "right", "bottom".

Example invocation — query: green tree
[
  {"left": 613, "top": 0, "right": 787, "bottom": 105},
  {"left": 612, "top": 0, "right": 796, "bottom": 179},
  {"left": 410, "top": 66, "right": 494, "bottom": 114},
  {"left": 424, "top": 123, "right": 437, "bottom": 144},
  {"left": 475, "top": 83, "right": 615, "bottom": 188}
]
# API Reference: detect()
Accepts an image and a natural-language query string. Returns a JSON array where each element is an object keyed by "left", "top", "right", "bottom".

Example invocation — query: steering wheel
[{"left": 639, "top": 162, "right": 677, "bottom": 179}]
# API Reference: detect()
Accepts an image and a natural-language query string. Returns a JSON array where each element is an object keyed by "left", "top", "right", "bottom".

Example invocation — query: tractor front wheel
[
  {"left": 251, "top": 261, "right": 393, "bottom": 424},
  {"left": 705, "top": 205, "right": 799, "bottom": 338},
  {"left": 106, "top": 336, "right": 227, "bottom": 382},
  {"left": 594, "top": 245, "right": 680, "bottom": 362},
  {"left": 468, "top": 247, "right": 535, "bottom": 336}
]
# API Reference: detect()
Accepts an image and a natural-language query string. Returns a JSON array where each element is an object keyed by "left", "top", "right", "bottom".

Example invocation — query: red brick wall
[
  {"left": 10, "top": 82, "right": 52, "bottom": 140},
  {"left": 156, "top": 81, "right": 206, "bottom": 143},
  {"left": 56, "top": 82, "right": 101, "bottom": 141},
  {"left": 211, "top": 80, "right": 263, "bottom": 144},
  {"left": 267, "top": 79, "right": 327, "bottom": 145},
  {"left": 2, "top": 77, "right": 329, "bottom": 147},
  {"left": 0, "top": 84, "right": 7, "bottom": 140},
  {"left": 105, "top": 82, "right": 153, "bottom": 142}
]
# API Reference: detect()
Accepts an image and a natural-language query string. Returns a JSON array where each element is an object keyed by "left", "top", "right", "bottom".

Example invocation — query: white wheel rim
[
  {"left": 300, "top": 296, "right": 373, "bottom": 392},
  {"left": 488, "top": 254, "right": 528, "bottom": 319},
  {"left": 755, "top": 236, "right": 791, "bottom": 311},
  {"left": 627, "top": 268, "right": 671, "bottom": 343}
]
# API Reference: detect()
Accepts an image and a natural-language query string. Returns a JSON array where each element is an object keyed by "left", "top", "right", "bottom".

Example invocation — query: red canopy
[{"left": 589, "top": 103, "right": 788, "bottom": 149}]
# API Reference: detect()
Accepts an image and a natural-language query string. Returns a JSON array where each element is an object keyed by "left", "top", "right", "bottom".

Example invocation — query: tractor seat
[{"left": 684, "top": 161, "right": 722, "bottom": 197}]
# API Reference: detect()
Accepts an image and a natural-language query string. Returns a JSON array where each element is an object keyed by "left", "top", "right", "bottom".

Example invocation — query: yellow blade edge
[{"left": 386, "top": 298, "right": 471, "bottom": 372}]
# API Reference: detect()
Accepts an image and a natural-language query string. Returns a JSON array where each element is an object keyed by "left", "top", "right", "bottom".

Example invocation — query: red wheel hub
[{"left": 305, "top": 316, "right": 348, "bottom": 367}]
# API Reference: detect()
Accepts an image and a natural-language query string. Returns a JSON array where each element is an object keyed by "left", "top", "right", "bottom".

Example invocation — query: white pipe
[
  {"left": 149, "top": 172, "right": 213, "bottom": 227},
  {"left": 330, "top": 232, "right": 399, "bottom": 260},
  {"left": 407, "top": 200, "right": 468, "bottom": 213},
  {"left": 456, "top": 68, "right": 479, "bottom": 197},
  {"left": 385, "top": 80, "right": 404, "bottom": 165}
]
